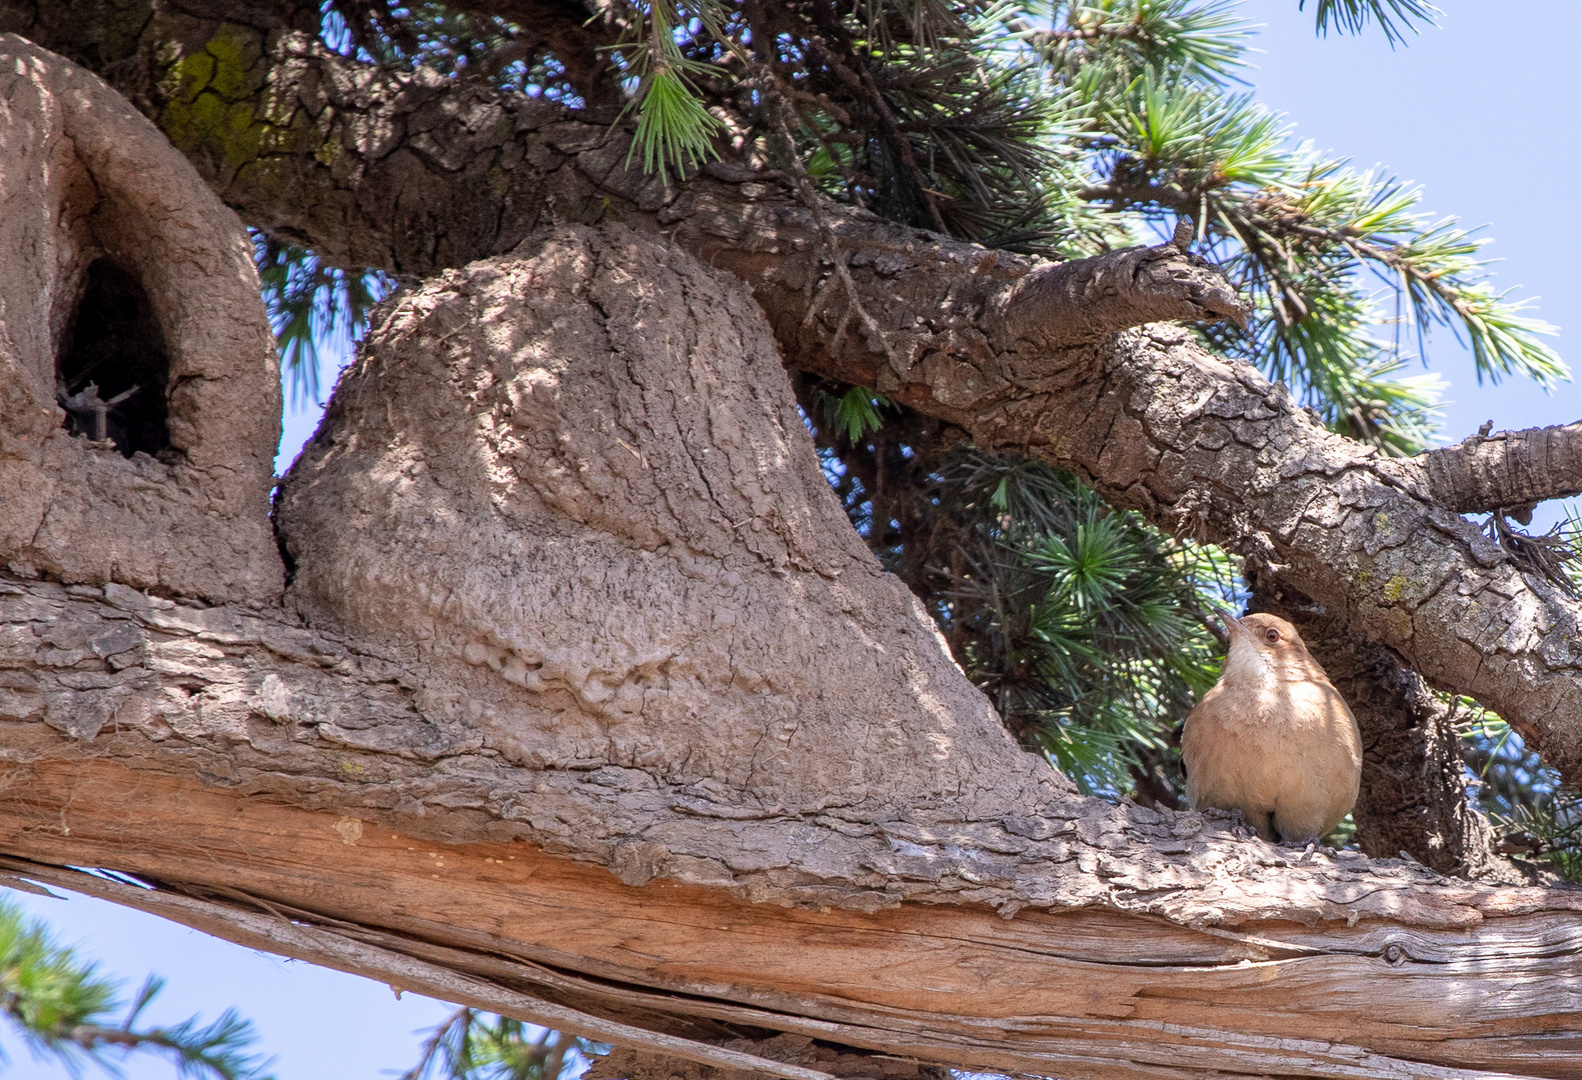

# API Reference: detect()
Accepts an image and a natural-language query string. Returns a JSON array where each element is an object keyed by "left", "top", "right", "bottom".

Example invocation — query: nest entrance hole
[{"left": 56, "top": 258, "right": 171, "bottom": 458}]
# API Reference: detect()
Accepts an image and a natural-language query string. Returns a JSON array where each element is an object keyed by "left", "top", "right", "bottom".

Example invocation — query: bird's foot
[{"left": 1277, "top": 838, "right": 1322, "bottom": 864}]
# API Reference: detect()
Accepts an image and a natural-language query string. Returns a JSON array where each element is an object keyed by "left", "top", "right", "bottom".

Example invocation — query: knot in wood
[{"left": 1381, "top": 942, "right": 1408, "bottom": 967}]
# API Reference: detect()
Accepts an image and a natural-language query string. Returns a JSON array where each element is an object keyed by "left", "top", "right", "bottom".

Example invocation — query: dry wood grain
[
  {"left": 1, "top": 756, "right": 1578, "bottom": 1080},
  {"left": 1, "top": 28, "right": 1580, "bottom": 1080}
]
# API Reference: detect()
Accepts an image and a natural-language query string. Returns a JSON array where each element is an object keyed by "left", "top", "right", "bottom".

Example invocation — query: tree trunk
[
  {"left": 3, "top": 32, "right": 1582, "bottom": 1080},
  {"left": 5, "top": 15, "right": 1582, "bottom": 785}
]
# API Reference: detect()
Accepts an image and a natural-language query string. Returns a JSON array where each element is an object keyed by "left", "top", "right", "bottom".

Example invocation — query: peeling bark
[
  {"left": 0, "top": 217, "right": 1579, "bottom": 1075},
  {"left": 3, "top": 760, "right": 1582, "bottom": 1080},
  {"left": 7, "top": 16, "right": 1568, "bottom": 782},
  {"left": 2, "top": 27, "right": 1582, "bottom": 1080}
]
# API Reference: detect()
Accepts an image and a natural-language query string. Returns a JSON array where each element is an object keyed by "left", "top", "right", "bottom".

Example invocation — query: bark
[
  {"left": 1420, "top": 421, "right": 1582, "bottom": 513},
  {"left": 4, "top": 29, "right": 1582, "bottom": 1080},
  {"left": 5, "top": 14, "right": 1574, "bottom": 783},
  {"left": 713, "top": 202, "right": 1582, "bottom": 784}
]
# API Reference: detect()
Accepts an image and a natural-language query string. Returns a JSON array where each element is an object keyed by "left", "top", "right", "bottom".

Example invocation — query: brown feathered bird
[{"left": 1182, "top": 611, "right": 1361, "bottom": 842}]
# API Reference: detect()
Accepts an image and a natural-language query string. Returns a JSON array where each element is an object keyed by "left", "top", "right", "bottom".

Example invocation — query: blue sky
[{"left": 8, "top": 5, "right": 1582, "bottom": 1078}]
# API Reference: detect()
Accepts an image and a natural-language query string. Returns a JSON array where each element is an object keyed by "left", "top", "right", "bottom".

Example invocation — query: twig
[
  {"left": 56, "top": 381, "right": 140, "bottom": 442},
  {"left": 802, "top": 36, "right": 949, "bottom": 233},
  {"left": 759, "top": 71, "right": 901, "bottom": 368},
  {"left": 1482, "top": 511, "right": 1582, "bottom": 598}
]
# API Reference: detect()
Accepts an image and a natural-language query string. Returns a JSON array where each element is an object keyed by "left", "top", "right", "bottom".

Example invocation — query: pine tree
[
  {"left": 0, "top": 898, "right": 271, "bottom": 1079},
  {"left": 237, "top": 6, "right": 1582, "bottom": 1058},
  {"left": 6, "top": 0, "right": 1578, "bottom": 1069},
  {"left": 264, "top": 0, "right": 1568, "bottom": 820}
]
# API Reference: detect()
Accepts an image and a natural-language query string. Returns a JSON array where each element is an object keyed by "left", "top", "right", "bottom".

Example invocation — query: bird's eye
[{"left": 1264, "top": 627, "right": 1280, "bottom": 643}]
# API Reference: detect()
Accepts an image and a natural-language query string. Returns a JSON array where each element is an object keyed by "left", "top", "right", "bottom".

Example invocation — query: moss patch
[{"left": 158, "top": 25, "right": 275, "bottom": 179}]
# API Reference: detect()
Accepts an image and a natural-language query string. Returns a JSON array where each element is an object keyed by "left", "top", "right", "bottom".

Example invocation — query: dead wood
[
  {"left": 8, "top": 10, "right": 1565, "bottom": 783},
  {"left": 1, "top": 28, "right": 1581, "bottom": 1080},
  {"left": 1, "top": 217, "right": 1580, "bottom": 1077}
]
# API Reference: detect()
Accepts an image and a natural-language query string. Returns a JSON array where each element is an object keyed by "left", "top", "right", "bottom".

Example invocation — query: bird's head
[{"left": 1216, "top": 609, "right": 1328, "bottom": 685}]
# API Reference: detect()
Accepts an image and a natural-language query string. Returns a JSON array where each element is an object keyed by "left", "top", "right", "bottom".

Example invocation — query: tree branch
[
  {"left": 987, "top": 233, "right": 1249, "bottom": 349},
  {"left": 5, "top": 40, "right": 1582, "bottom": 1070},
  {"left": 419, "top": 0, "right": 627, "bottom": 110},
  {"left": 7, "top": 22, "right": 1582, "bottom": 784},
  {"left": 3, "top": 740, "right": 1582, "bottom": 1080},
  {"left": 1418, "top": 421, "right": 1582, "bottom": 514}
]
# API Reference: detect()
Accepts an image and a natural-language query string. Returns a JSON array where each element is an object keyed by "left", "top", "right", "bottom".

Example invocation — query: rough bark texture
[
  {"left": 584, "top": 1041, "right": 949, "bottom": 1080},
  {"left": 3, "top": 26, "right": 1582, "bottom": 1080},
  {"left": 3, "top": 219, "right": 1582, "bottom": 1075},
  {"left": 1422, "top": 421, "right": 1582, "bottom": 513},
  {"left": 6, "top": 7, "right": 1566, "bottom": 783},
  {"left": 0, "top": 37, "right": 283, "bottom": 604}
]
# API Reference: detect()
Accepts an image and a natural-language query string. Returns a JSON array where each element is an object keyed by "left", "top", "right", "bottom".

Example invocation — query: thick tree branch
[
  {"left": 3, "top": 652, "right": 1582, "bottom": 1080},
  {"left": 988, "top": 236, "right": 1249, "bottom": 349},
  {"left": 416, "top": 0, "right": 627, "bottom": 110},
  {"left": 5, "top": 40, "right": 1582, "bottom": 1077},
  {"left": 6, "top": 22, "right": 1582, "bottom": 783},
  {"left": 1418, "top": 421, "right": 1582, "bottom": 513}
]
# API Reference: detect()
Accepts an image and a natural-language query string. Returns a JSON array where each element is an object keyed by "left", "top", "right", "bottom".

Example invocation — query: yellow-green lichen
[
  {"left": 203, "top": 27, "right": 256, "bottom": 101},
  {"left": 1388, "top": 606, "right": 1414, "bottom": 640},
  {"left": 168, "top": 50, "right": 214, "bottom": 104},
  {"left": 158, "top": 25, "right": 274, "bottom": 176},
  {"left": 1383, "top": 574, "right": 1411, "bottom": 602},
  {"left": 1374, "top": 511, "right": 1389, "bottom": 532}
]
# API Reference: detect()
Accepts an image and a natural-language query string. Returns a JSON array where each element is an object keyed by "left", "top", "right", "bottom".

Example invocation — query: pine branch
[
  {"left": 0, "top": 903, "right": 271, "bottom": 1079},
  {"left": 252, "top": 234, "right": 393, "bottom": 408},
  {"left": 1302, "top": 0, "right": 1440, "bottom": 46}
]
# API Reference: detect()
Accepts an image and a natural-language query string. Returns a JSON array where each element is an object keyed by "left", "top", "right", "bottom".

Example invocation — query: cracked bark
[
  {"left": 3, "top": 28, "right": 1582, "bottom": 1080},
  {"left": 5, "top": 14, "right": 1573, "bottom": 784},
  {"left": 1420, "top": 421, "right": 1582, "bottom": 513}
]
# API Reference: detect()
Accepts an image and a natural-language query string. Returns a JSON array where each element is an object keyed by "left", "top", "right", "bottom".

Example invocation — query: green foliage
[
  {"left": 281, "top": 1, "right": 1573, "bottom": 814},
  {"left": 614, "top": 2, "right": 726, "bottom": 183},
  {"left": 821, "top": 386, "right": 893, "bottom": 443},
  {"left": 628, "top": 65, "right": 723, "bottom": 182},
  {"left": 1014, "top": 0, "right": 1253, "bottom": 87},
  {"left": 1302, "top": 0, "right": 1440, "bottom": 45},
  {"left": 252, "top": 232, "right": 392, "bottom": 408},
  {"left": 1458, "top": 701, "right": 1582, "bottom": 881},
  {"left": 403, "top": 1012, "right": 593, "bottom": 1080},
  {"left": 0, "top": 898, "right": 271, "bottom": 1079},
  {"left": 935, "top": 455, "right": 1233, "bottom": 793},
  {"left": 1068, "top": 50, "right": 1564, "bottom": 454}
]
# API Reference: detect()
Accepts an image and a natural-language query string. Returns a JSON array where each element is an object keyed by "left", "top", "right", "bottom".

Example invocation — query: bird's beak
[{"left": 1213, "top": 603, "right": 1253, "bottom": 640}]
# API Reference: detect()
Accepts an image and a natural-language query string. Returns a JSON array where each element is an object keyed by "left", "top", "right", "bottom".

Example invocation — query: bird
[{"left": 1181, "top": 610, "right": 1361, "bottom": 843}]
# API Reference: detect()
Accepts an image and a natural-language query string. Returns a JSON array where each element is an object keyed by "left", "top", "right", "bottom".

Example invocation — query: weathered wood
[
  {"left": 8, "top": 15, "right": 1582, "bottom": 788},
  {"left": 2, "top": 40, "right": 1581, "bottom": 1080},
  {"left": 1, "top": 757, "right": 1580, "bottom": 1079}
]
